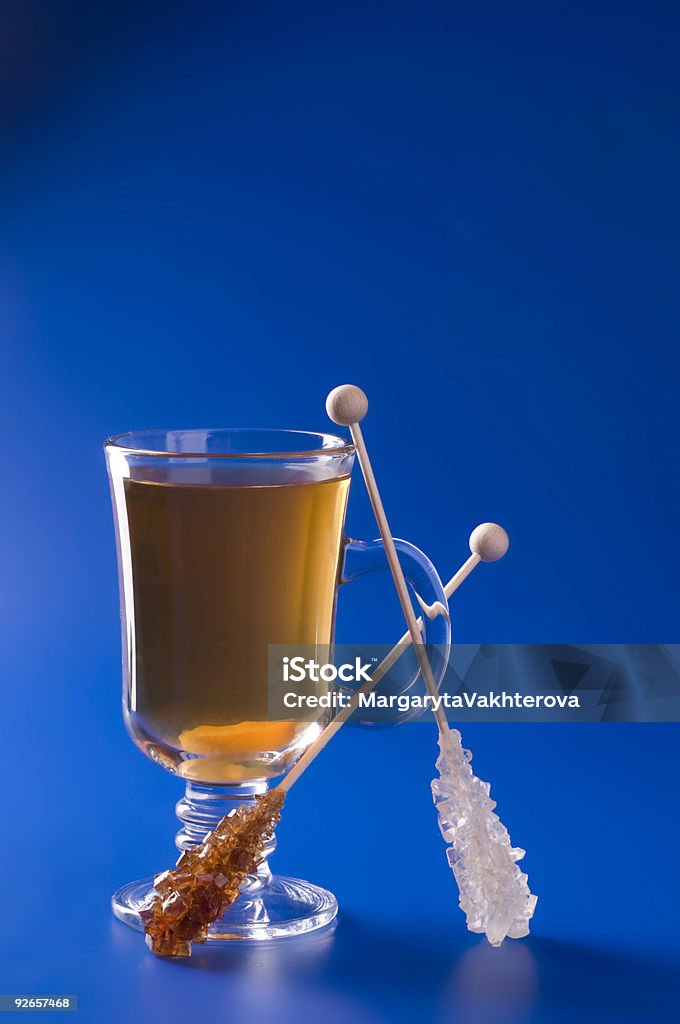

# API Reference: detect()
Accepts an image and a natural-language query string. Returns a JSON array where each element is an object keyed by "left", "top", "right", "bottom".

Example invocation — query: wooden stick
[
  {"left": 278, "top": 522, "right": 508, "bottom": 793},
  {"left": 326, "top": 385, "right": 450, "bottom": 729}
]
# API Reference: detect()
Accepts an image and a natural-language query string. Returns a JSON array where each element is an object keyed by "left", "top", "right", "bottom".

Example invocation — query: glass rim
[{"left": 104, "top": 427, "right": 355, "bottom": 460}]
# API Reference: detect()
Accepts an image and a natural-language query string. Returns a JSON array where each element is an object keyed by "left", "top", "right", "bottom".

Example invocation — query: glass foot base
[{"left": 112, "top": 874, "right": 338, "bottom": 941}]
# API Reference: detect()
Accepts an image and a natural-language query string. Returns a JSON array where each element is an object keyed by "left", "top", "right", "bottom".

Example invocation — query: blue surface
[{"left": 1, "top": 2, "right": 679, "bottom": 1021}]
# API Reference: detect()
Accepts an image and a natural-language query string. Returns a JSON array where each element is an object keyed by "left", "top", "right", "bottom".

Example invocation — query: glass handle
[{"left": 340, "top": 536, "right": 451, "bottom": 723}]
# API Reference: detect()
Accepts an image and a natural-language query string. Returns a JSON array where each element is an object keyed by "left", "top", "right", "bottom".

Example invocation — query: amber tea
[{"left": 121, "top": 474, "right": 349, "bottom": 781}]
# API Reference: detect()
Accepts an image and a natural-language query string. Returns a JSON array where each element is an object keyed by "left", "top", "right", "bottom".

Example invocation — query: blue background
[{"left": 1, "top": 1, "right": 678, "bottom": 1021}]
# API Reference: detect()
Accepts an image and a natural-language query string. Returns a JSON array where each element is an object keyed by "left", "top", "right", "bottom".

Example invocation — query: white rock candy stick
[
  {"left": 326, "top": 385, "right": 537, "bottom": 946},
  {"left": 432, "top": 727, "right": 537, "bottom": 946}
]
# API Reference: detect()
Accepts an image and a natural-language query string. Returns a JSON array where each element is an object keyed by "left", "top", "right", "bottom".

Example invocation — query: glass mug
[{"left": 105, "top": 428, "right": 451, "bottom": 940}]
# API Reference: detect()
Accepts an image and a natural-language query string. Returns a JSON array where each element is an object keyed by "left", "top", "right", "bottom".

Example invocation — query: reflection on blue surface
[
  {"left": 114, "top": 923, "right": 678, "bottom": 1024},
  {"left": 443, "top": 940, "right": 539, "bottom": 1024}
]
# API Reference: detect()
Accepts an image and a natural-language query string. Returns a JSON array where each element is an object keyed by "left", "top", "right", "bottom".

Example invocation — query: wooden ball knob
[
  {"left": 469, "top": 523, "right": 509, "bottom": 562},
  {"left": 326, "top": 385, "right": 369, "bottom": 426}
]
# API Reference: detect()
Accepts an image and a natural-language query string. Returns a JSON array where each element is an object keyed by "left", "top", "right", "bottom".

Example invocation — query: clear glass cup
[{"left": 105, "top": 428, "right": 450, "bottom": 940}]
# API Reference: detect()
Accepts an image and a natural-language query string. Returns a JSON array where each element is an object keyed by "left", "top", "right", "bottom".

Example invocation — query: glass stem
[{"left": 175, "top": 781, "right": 275, "bottom": 892}]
